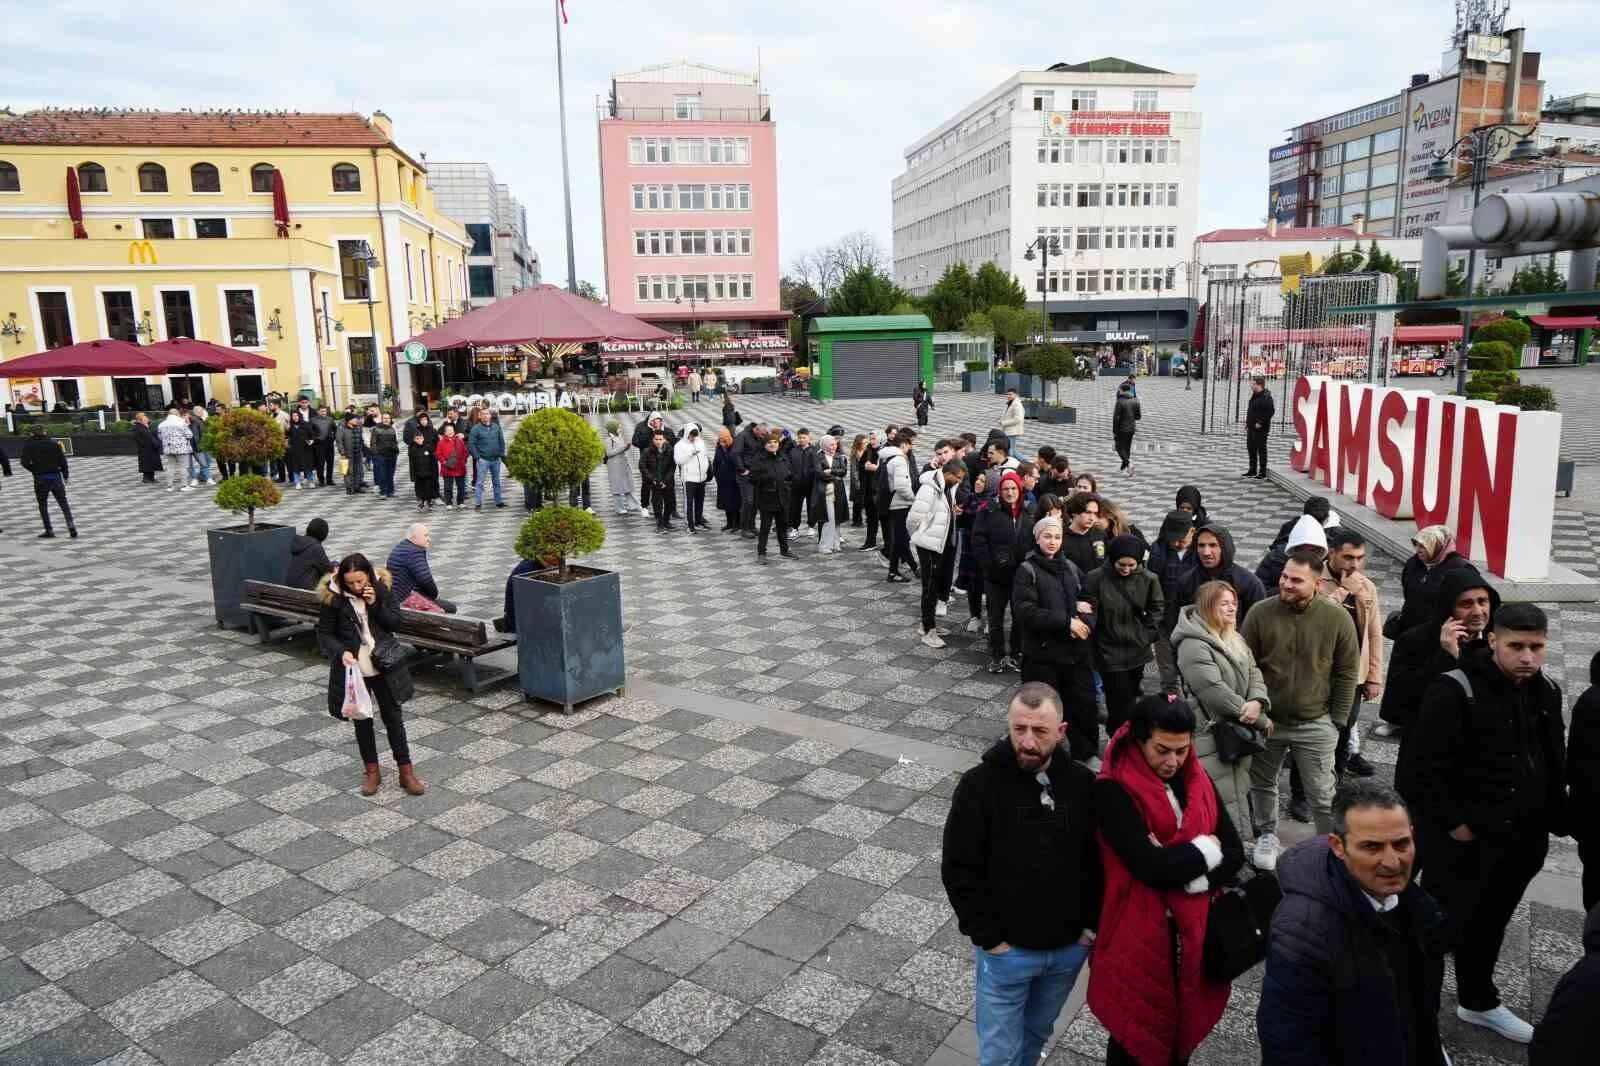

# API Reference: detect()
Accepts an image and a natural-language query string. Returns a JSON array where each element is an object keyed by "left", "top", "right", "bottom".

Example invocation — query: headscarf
[
  {"left": 997, "top": 471, "right": 1025, "bottom": 518},
  {"left": 716, "top": 426, "right": 733, "bottom": 448},
  {"left": 1412, "top": 524, "right": 1455, "bottom": 564},
  {"left": 1033, "top": 515, "right": 1062, "bottom": 543}
]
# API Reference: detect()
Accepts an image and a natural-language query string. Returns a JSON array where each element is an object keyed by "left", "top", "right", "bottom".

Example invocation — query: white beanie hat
[
  {"left": 1323, "top": 509, "right": 1342, "bottom": 528},
  {"left": 1288, "top": 514, "right": 1328, "bottom": 552}
]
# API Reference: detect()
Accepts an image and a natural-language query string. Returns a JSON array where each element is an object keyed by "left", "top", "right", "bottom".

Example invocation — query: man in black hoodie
[
  {"left": 1244, "top": 376, "right": 1275, "bottom": 478},
  {"left": 1532, "top": 901, "right": 1600, "bottom": 1065},
  {"left": 287, "top": 518, "right": 333, "bottom": 590},
  {"left": 19, "top": 424, "right": 75, "bottom": 539},
  {"left": 1164, "top": 522, "right": 1265, "bottom": 634},
  {"left": 942, "top": 683, "right": 1101, "bottom": 1066},
  {"left": 786, "top": 427, "right": 817, "bottom": 534},
  {"left": 732, "top": 420, "right": 767, "bottom": 536},
  {"left": 1405, "top": 603, "right": 1566, "bottom": 1045},
  {"left": 1382, "top": 566, "right": 1495, "bottom": 738}
]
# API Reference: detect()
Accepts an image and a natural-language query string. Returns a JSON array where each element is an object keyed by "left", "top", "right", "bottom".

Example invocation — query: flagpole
[{"left": 554, "top": 0, "right": 579, "bottom": 295}]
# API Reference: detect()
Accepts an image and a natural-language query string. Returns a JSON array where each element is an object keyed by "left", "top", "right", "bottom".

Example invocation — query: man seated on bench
[
  {"left": 387, "top": 523, "right": 457, "bottom": 614},
  {"left": 287, "top": 518, "right": 334, "bottom": 590}
]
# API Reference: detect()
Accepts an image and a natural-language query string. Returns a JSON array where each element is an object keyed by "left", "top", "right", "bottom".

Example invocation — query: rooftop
[
  {"left": 809, "top": 314, "right": 932, "bottom": 334},
  {"left": 612, "top": 60, "right": 757, "bottom": 86},
  {"left": 1046, "top": 57, "right": 1170, "bottom": 75},
  {"left": 0, "top": 108, "right": 397, "bottom": 149},
  {"left": 1196, "top": 225, "right": 1376, "bottom": 243}
]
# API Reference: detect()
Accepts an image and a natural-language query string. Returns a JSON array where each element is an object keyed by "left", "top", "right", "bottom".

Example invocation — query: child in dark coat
[{"left": 409, "top": 433, "right": 439, "bottom": 510}]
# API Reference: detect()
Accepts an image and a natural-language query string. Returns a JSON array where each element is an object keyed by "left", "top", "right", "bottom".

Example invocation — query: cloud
[{"left": 7, "top": 1, "right": 1597, "bottom": 291}]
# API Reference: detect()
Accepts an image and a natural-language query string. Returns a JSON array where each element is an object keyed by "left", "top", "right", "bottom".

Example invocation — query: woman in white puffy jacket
[
  {"left": 673, "top": 422, "right": 712, "bottom": 532},
  {"left": 905, "top": 464, "right": 967, "bottom": 647}
]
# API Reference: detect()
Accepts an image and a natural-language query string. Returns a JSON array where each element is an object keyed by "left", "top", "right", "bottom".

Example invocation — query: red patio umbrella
[
  {"left": 0, "top": 338, "right": 171, "bottom": 377},
  {"left": 146, "top": 336, "right": 277, "bottom": 370},
  {"left": 271, "top": 169, "right": 290, "bottom": 238},
  {"left": 397, "top": 284, "right": 674, "bottom": 350},
  {"left": 66, "top": 167, "right": 87, "bottom": 239}
]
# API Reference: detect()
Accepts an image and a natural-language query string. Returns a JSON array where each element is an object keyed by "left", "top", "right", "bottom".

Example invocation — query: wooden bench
[{"left": 239, "top": 580, "right": 517, "bottom": 693}]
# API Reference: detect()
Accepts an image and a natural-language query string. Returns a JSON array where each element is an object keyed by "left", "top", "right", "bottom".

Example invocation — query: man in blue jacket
[
  {"left": 1258, "top": 781, "right": 1448, "bottom": 1066},
  {"left": 387, "top": 524, "right": 456, "bottom": 614},
  {"left": 467, "top": 408, "right": 506, "bottom": 510}
]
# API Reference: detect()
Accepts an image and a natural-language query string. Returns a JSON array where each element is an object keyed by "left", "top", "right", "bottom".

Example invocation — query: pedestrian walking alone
[
  {"left": 913, "top": 380, "right": 933, "bottom": 427},
  {"left": 1112, "top": 380, "right": 1140, "bottom": 476},
  {"left": 18, "top": 424, "right": 75, "bottom": 538}
]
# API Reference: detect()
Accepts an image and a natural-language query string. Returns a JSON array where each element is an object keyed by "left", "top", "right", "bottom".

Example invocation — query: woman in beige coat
[{"left": 1171, "top": 580, "right": 1271, "bottom": 836}]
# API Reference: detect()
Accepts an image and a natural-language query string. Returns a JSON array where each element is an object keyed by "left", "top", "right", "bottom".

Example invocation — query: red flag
[{"left": 559, "top": 0, "right": 568, "bottom": 22}]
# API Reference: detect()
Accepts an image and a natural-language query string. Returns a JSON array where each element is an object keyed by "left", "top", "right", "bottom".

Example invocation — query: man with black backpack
[{"left": 1404, "top": 602, "right": 1567, "bottom": 1045}]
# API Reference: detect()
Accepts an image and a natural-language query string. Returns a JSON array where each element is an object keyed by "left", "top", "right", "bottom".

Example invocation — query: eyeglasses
[{"left": 1036, "top": 771, "right": 1055, "bottom": 812}]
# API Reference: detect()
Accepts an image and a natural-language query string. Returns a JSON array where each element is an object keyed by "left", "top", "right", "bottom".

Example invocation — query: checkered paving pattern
[{"left": 0, "top": 377, "right": 1588, "bottom": 1066}]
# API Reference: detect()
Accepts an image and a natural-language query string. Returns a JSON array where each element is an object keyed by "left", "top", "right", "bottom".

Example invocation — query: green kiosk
[{"left": 807, "top": 315, "right": 935, "bottom": 401}]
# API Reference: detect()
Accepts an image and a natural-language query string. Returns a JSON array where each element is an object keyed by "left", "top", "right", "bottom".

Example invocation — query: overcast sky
[{"left": 9, "top": 1, "right": 1597, "bottom": 294}]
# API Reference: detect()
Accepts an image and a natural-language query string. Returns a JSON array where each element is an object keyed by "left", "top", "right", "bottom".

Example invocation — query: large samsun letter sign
[{"left": 1289, "top": 375, "right": 1560, "bottom": 581}]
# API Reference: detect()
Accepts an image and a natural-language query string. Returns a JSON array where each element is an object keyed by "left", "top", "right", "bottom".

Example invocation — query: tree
[
  {"left": 889, "top": 301, "right": 921, "bottom": 316},
  {"left": 694, "top": 325, "right": 729, "bottom": 351},
  {"left": 1506, "top": 260, "right": 1567, "bottom": 295},
  {"left": 922, "top": 262, "right": 977, "bottom": 331},
  {"left": 1025, "top": 344, "right": 1075, "bottom": 405},
  {"left": 574, "top": 280, "right": 602, "bottom": 302},
  {"left": 506, "top": 409, "right": 606, "bottom": 580},
  {"left": 829, "top": 265, "right": 907, "bottom": 317},
  {"left": 207, "top": 408, "right": 286, "bottom": 531},
  {"left": 789, "top": 231, "right": 889, "bottom": 297},
  {"left": 961, "top": 310, "right": 994, "bottom": 341},
  {"left": 780, "top": 275, "right": 821, "bottom": 313},
  {"left": 990, "top": 305, "right": 1048, "bottom": 362},
  {"left": 973, "top": 262, "right": 1027, "bottom": 310}
]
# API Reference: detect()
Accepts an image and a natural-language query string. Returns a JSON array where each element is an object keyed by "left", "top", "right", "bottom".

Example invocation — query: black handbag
[
  {"left": 374, "top": 637, "right": 414, "bottom": 704},
  {"left": 1202, "top": 869, "right": 1283, "bottom": 982},
  {"left": 1213, "top": 718, "right": 1268, "bottom": 763}
]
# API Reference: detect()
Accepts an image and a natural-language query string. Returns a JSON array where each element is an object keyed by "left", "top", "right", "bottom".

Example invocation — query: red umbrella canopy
[
  {"left": 0, "top": 338, "right": 171, "bottom": 377},
  {"left": 145, "top": 337, "right": 277, "bottom": 370},
  {"left": 400, "top": 284, "right": 674, "bottom": 350},
  {"left": 66, "top": 166, "right": 87, "bottom": 240},
  {"left": 271, "top": 169, "right": 290, "bottom": 238}
]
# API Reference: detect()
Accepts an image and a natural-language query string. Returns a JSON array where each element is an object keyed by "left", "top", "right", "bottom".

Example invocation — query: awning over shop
[
  {"left": 1394, "top": 324, "right": 1463, "bottom": 345},
  {"left": 1529, "top": 314, "right": 1600, "bottom": 331},
  {"left": 395, "top": 284, "right": 674, "bottom": 351},
  {"left": 145, "top": 337, "right": 277, "bottom": 371}
]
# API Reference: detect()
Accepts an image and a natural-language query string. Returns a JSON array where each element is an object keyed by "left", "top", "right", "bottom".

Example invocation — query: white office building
[
  {"left": 428, "top": 162, "right": 539, "bottom": 311},
  {"left": 892, "top": 57, "right": 1202, "bottom": 350}
]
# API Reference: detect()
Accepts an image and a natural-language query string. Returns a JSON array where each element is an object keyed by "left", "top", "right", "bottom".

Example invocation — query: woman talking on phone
[{"left": 317, "top": 553, "right": 425, "bottom": 797}]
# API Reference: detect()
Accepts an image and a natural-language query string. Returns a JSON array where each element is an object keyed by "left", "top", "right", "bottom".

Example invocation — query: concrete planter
[
  {"left": 0, "top": 432, "right": 138, "bottom": 460},
  {"left": 514, "top": 565, "right": 625, "bottom": 713},
  {"left": 1557, "top": 458, "right": 1575, "bottom": 498},
  {"left": 1036, "top": 405, "right": 1078, "bottom": 424},
  {"left": 207, "top": 523, "right": 295, "bottom": 630},
  {"left": 961, "top": 370, "right": 992, "bottom": 393},
  {"left": 998, "top": 373, "right": 1023, "bottom": 395}
]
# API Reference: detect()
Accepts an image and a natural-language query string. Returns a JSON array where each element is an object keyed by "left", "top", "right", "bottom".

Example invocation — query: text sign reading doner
[{"left": 1289, "top": 375, "right": 1560, "bottom": 581}]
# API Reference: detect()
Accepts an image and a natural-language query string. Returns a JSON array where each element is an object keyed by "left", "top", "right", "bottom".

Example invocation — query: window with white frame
[
  {"left": 677, "top": 184, "right": 706, "bottom": 209},
  {"left": 224, "top": 289, "right": 260, "bottom": 347},
  {"left": 1070, "top": 90, "right": 1097, "bottom": 111},
  {"left": 1032, "top": 91, "right": 1055, "bottom": 112},
  {"left": 1075, "top": 184, "right": 1101, "bottom": 207},
  {"left": 1208, "top": 264, "right": 1240, "bottom": 281},
  {"left": 1132, "top": 90, "right": 1159, "bottom": 113},
  {"left": 674, "top": 94, "right": 702, "bottom": 120}
]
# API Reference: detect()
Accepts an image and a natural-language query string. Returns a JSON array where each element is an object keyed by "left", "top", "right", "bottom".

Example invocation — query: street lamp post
[
  {"left": 1022, "top": 235, "right": 1062, "bottom": 344},
  {"left": 1153, "top": 261, "right": 1190, "bottom": 383},
  {"left": 1427, "top": 124, "right": 1539, "bottom": 395}
]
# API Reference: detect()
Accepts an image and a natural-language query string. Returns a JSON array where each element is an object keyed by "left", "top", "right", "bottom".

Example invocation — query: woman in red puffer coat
[
  {"left": 1088, "top": 694, "right": 1244, "bottom": 1066},
  {"left": 435, "top": 423, "right": 470, "bottom": 510}
]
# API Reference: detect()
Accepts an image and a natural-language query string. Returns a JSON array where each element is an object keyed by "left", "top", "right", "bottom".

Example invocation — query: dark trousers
[
  {"left": 1247, "top": 427, "right": 1270, "bottom": 475},
  {"left": 413, "top": 475, "right": 438, "bottom": 504},
  {"left": 1107, "top": 1036, "right": 1186, "bottom": 1066},
  {"left": 888, "top": 509, "right": 914, "bottom": 575},
  {"left": 352, "top": 673, "right": 410, "bottom": 766},
  {"left": 1101, "top": 667, "right": 1146, "bottom": 738},
  {"left": 757, "top": 509, "right": 789, "bottom": 555},
  {"left": 315, "top": 440, "right": 334, "bottom": 485},
  {"left": 739, "top": 478, "right": 756, "bottom": 532},
  {"left": 1422, "top": 822, "right": 1549, "bottom": 1011},
  {"left": 861, "top": 500, "right": 879, "bottom": 547},
  {"left": 1114, "top": 431, "right": 1135, "bottom": 470},
  {"left": 918, "top": 547, "right": 942, "bottom": 631},
  {"left": 33, "top": 477, "right": 74, "bottom": 533},
  {"left": 639, "top": 467, "right": 654, "bottom": 512},
  {"left": 986, "top": 580, "right": 1018, "bottom": 658},
  {"left": 852, "top": 490, "right": 864, "bottom": 526},
  {"left": 878, "top": 507, "right": 893, "bottom": 557},
  {"left": 1020, "top": 658, "right": 1099, "bottom": 762},
  {"left": 967, "top": 584, "right": 984, "bottom": 621},
  {"left": 684, "top": 481, "right": 706, "bottom": 527},
  {"left": 935, "top": 541, "right": 956, "bottom": 602},
  {"left": 443, "top": 475, "right": 467, "bottom": 505},
  {"left": 789, "top": 482, "right": 812, "bottom": 529},
  {"left": 651, "top": 484, "right": 672, "bottom": 529},
  {"left": 568, "top": 479, "right": 591, "bottom": 509},
  {"left": 1580, "top": 836, "right": 1600, "bottom": 913}
]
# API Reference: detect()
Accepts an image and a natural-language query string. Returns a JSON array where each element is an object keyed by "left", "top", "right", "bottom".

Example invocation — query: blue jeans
[
  {"left": 189, "top": 452, "right": 212, "bottom": 482},
  {"left": 475, "top": 458, "right": 503, "bottom": 505},
  {"left": 974, "top": 942, "right": 1090, "bottom": 1066},
  {"left": 1006, "top": 435, "right": 1018, "bottom": 456},
  {"left": 372, "top": 454, "right": 397, "bottom": 497}
]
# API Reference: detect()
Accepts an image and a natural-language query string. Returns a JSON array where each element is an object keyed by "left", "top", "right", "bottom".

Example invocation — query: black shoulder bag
[{"left": 1202, "top": 867, "right": 1283, "bottom": 982}]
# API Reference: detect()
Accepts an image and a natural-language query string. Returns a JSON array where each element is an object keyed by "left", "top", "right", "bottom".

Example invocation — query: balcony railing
[{"left": 602, "top": 106, "right": 771, "bottom": 122}]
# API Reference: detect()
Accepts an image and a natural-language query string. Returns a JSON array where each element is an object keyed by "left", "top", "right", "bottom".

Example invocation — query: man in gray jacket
[
  {"left": 310, "top": 406, "right": 337, "bottom": 487},
  {"left": 336, "top": 413, "right": 367, "bottom": 494},
  {"left": 885, "top": 428, "right": 918, "bottom": 583}
]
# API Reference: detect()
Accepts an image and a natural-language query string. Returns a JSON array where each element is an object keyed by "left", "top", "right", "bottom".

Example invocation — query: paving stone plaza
[{"left": 1, "top": 371, "right": 1596, "bottom": 1066}]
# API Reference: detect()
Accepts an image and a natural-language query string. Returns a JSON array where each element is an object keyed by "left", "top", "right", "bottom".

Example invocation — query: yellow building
[{"left": 0, "top": 108, "right": 470, "bottom": 411}]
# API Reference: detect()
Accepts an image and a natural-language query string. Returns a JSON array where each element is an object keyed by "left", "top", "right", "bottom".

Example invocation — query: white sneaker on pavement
[
  {"left": 179, "top": 485, "right": 194, "bottom": 493},
  {"left": 934, "top": 600, "right": 948, "bottom": 617},
  {"left": 1252, "top": 833, "right": 1281, "bottom": 872},
  {"left": 965, "top": 616, "right": 984, "bottom": 634},
  {"left": 1372, "top": 722, "right": 1402, "bottom": 738},
  {"left": 1456, "top": 1005, "right": 1533, "bottom": 1044},
  {"left": 920, "top": 630, "right": 947, "bottom": 648}
]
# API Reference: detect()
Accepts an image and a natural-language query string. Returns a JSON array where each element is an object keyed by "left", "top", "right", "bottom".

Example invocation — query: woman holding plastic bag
[{"left": 317, "top": 553, "right": 425, "bottom": 797}]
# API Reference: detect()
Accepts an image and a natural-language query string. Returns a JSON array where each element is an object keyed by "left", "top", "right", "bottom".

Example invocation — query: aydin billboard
[{"left": 1398, "top": 76, "right": 1459, "bottom": 238}]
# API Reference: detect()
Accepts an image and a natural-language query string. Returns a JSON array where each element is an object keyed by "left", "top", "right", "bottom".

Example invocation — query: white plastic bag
[{"left": 341, "top": 663, "right": 375, "bottom": 720}]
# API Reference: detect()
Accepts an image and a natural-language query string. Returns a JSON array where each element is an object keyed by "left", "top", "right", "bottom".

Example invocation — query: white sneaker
[
  {"left": 1372, "top": 722, "right": 1402, "bottom": 738},
  {"left": 1456, "top": 1005, "right": 1533, "bottom": 1044},
  {"left": 965, "top": 617, "right": 984, "bottom": 634},
  {"left": 935, "top": 600, "right": 948, "bottom": 618},
  {"left": 208, "top": 478, "right": 218, "bottom": 485},
  {"left": 1252, "top": 833, "right": 1281, "bottom": 871},
  {"left": 920, "top": 630, "right": 947, "bottom": 648},
  {"left": 179, "top": 485, "right": 194, "bottom": 492}
]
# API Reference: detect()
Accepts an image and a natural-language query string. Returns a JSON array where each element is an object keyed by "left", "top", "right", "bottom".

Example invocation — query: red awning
[
  {"left": 145, "top": 337, "right": 277, "bottom": 370},
  {"left": 1394, "top": 324, "right": 1463, "bottom": 345},
  {"left": 0, "top": 339, "right": 172, "bottom": 377},
  {"left": 396, "top": 284, "right": 674, "bottom": 351},
  {"left": 1530, "top": 314, "right": 1600, "bottom": 331},
  {"left": 1243, "top": 327, "right": 1370, "bottom": 344}
]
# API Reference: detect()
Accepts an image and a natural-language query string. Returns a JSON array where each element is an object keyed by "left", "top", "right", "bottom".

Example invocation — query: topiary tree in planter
[
  {"left": 1027, "top": 344, "right": 1076, "bottom": 406},
  {"left": 1495, "top": 383, "right": 1559, "bottom": 411},
  {"left": 203, "top": 407, "right": 291, "bottom": 630},
  {"left": 207, "top": 408, "right": 286, "bottom": 530},
  {"left": 1465, "top": 339, "right": 1520, "bottom": 401},
  {"left": 503, "top": 407, "right": 622, "bottom": 712}
]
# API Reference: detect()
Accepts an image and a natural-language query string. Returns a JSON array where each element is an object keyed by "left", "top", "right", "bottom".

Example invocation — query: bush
[
  {"left": 1495, "top": 383, "right": 1559, "bottom": 411},
  {"left": 205, "top": 407, "right": 285, "bottom": 465},
  {"left": 1472, "top": 317, "right": 1533, "bottom": 350},
  {"left": 515, "top": 506, "right": 607, "bottom": 581},
  {"left": 505, "top": 408, "right": 608, "bottom": 578},
  {"left": 1012, "top": 349, "right": 1036, "bottom": 376},
  {"left": 1467, "top": 340, "right": 1516, "bottom": 371},
  {"left": 214, "top": 475, "right": 282, "bottom": 531},
  {"left": 1023, "top": 344, "right": 1076, "bottom": 403},
  {"left": 1465, "top": 369, "right": 1520, "bottom": 400},
  {"left": 963, "top": 360, "right": 991, "bottom": 372},
  {"left": 44, "top": 421, "right": 73, "bottom": 436}
]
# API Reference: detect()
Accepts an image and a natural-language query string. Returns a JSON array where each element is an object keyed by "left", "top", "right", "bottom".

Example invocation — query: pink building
[{"left": 597, "top": 62, "right": 789, "bottom": 358}]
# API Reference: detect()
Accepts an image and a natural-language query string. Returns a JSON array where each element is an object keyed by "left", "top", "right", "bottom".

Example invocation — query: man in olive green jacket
[{"left": 1240, "top": 548, "right": 1361, "bottom": 867}]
